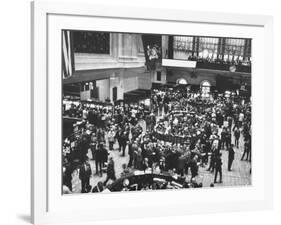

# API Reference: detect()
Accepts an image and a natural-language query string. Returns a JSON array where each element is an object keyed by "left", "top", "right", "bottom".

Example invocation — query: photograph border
[{"left": 31, "top": 1, "right": 273, "bottom": 224}]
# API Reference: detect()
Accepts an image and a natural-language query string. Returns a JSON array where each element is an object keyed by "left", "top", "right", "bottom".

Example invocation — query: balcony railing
[{"left": 196, "top": 61, "right": 251, "bottom": 73}]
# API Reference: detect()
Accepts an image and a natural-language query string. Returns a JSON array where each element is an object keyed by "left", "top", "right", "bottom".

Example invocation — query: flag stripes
[{"left": 62, "top": 30, "right": 74, "bottom": 79}]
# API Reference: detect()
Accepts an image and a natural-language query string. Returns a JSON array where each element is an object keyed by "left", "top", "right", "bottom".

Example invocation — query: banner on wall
[{"left": 142, "top": 34, "right": 162, "bottom": 71}]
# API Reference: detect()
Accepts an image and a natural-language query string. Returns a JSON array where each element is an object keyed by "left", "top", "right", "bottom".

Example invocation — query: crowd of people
[
  {"left": 187, "top": 55, "right": 252, "bottom": 67},
  {"left": 62, "top": 85, "right": 251, "bottom": 194}
]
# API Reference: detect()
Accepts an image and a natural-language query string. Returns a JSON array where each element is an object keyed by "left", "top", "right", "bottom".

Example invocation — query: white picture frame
[{"left": 31, "top": 1, "right": 274, "bottom": 224}]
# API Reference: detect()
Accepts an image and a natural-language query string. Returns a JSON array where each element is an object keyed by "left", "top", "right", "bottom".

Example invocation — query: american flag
[{"left": 62, "top": 30, "right": 74, "bottom": 79}]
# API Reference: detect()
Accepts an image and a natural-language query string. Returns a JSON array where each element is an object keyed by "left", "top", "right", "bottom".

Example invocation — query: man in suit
[
  {"left": 95, "top": 144, "right": 103, "bottom": 176},
  {"left": 63, "top": 162, "right": 73, "bottom": 192},
  {"left": 103, "top": 157, "right": 116, "bottom": 186},
  {"left": 220, "top": 128, "right": 227, "bottom": 150},
  {"left": 100, "top": 142, "right": 109, "bottom": 169},
  {"left": 241, "top": 139, "right": 250, "bottom": 161},
  {"left": 107, "top": 129, "right": 115, "bottom": 151},
  {"left": 234, "top": 127, "right": 240, "bottom": 148},
  {"left": 79, "top": 159, "right": 92, "bottom": 193},
  {"left": 190, "top": 155, "right": 199, "bottom": 179},
  {"left": 214, "top": 153, "right": 223, "bottom": 183},
  {"left": 127, "top": 140, "right": 134, "bottom": 168},
  {"left": 120, "top": 131, "right": 128, "bottom": 156},
  {"left": 207, "top": 149, "right": 216, "bottom": 173},
  {"left": 115, "top": 129, "right": 122, "bottom": 151},
  {"left": 225, "top": 129, "right": 231, "bottom": 150},
  {"left": 228, "top": 144, "right": 235, "bottom": 171}
]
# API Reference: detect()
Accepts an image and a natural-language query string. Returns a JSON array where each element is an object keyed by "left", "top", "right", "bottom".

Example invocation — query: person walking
[
  {"left": 79, "top": 159, "right": 92, "bottom": 193},
  {"left": 127, "top": 140, "right": 135, "bottom": 168},
  {"left": 228, "top": 144, "right": 235, "bottom": 171},
  {"left": 241, "top": 139, "right": 250, "bottom": 161},
  {"left": 95, "top": 146, "right": 103, "bottom": 176},
  {"left": 234, "top": 127, "right": 240, "bottom": 148},
  {"left": 225, "top": 129, "right": 231, "bottom": 149},
  {"left": 115, "top": 129, "right": 122, "bottom": 151},
  {"left": 214, "top": 153, "right": 223, "bottom": 183},
  {"left": 100, "top": 143, "right": 109, "bottom": 169},
  {"left": 220, "top": 128, "right": 227, "bottom": 150},
  {"left": 107, "top": 129, "right": 115, "bottom": 151},
  {"left": 207, "top": 150, "right": 216, "bottom": 172},
  {"left": 120, "top": 131, "right": 128, "bottom": 156}
]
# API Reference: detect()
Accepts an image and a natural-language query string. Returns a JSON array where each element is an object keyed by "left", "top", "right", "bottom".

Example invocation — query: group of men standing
[{"left": 63, "top": 86, "right": 252, "bottom": 194}]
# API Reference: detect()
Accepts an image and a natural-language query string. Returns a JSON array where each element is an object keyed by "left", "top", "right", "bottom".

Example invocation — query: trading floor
[{"left": 63, "top": 87, "right": 252, "bottom": 194}]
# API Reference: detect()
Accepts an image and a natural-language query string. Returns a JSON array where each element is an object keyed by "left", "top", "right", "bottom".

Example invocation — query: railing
[{"left": 196, "top": 61, "right": 251, "bottom": 73}]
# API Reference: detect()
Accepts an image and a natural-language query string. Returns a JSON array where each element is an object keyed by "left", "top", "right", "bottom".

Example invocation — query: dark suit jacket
[
  {"left": 228, "top": 148, "right": 235, "bottom": 160},
  {"left": 79, "top": 163, "right": 92, "bottom": 181}
]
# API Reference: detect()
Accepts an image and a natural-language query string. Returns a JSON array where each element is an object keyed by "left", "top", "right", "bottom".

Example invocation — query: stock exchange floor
[
  {"left": 70, "top": 119, "right": 251, "bottom": 193},
  {"left": 64, "top": 88, "right": 252, "bottom": 194}
]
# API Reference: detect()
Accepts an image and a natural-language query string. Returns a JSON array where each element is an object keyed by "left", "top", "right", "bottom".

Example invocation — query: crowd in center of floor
[{"left": 62, "top": 86, "right": 251, "bottom": 193}]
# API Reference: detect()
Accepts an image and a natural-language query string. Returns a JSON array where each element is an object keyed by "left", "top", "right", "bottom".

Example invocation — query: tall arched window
[{"left": 201, "top": 80, "right": 211, "bottom": 97}]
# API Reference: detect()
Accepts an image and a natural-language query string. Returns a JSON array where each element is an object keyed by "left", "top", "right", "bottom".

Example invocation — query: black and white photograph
[{"left": 62, "top": 30, "right": 252, "bottom": 194}]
